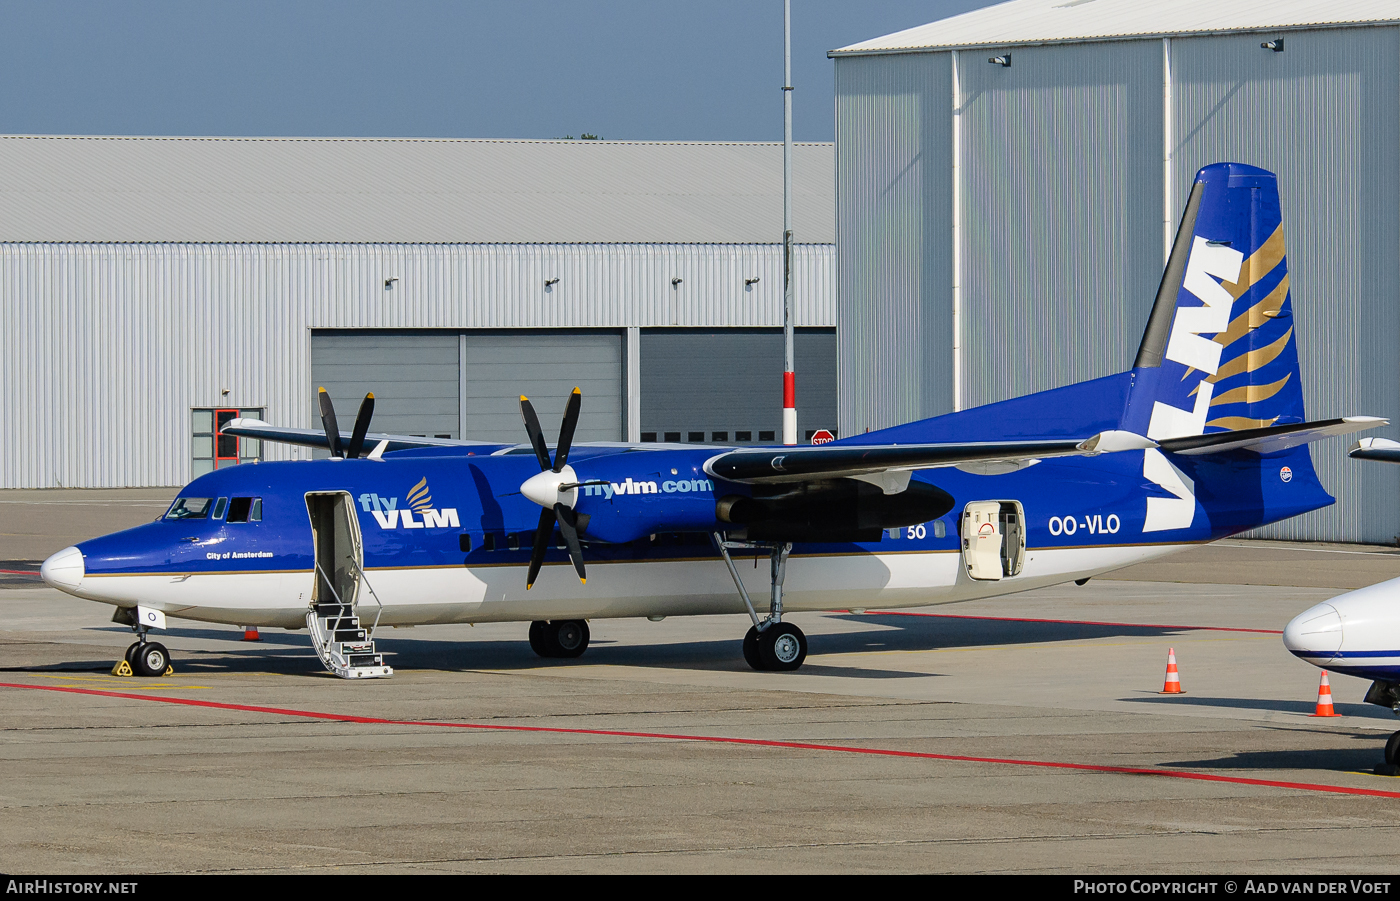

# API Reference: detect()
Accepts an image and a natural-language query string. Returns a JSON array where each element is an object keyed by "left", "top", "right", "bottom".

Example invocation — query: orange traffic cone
[
  {"left": 1311, "top": 670, "right": 1342, "bottom": 717},
  {"left": 1159, "top": 647, "right": 1184, "bottom": 694},
  {"left": 241, "top": 625, "right": 261, "bottom": 642}
]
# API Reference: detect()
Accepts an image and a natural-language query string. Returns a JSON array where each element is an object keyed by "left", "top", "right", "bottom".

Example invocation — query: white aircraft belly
[{"left": 75, "top": 541, "right": 1187, "bottom": 628}]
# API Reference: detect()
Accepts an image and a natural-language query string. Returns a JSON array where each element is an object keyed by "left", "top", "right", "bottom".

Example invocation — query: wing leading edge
[
  {"left": 703, "top": 430, "right": 1157, "bottom": 486},
  {"left": 221, "top": 418, "right": 499, "bottom": 454}
]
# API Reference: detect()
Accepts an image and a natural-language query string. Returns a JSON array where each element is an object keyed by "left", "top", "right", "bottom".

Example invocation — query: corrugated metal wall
[
  {"left": 835, "top": 52, "right": 953, "bottom": 437},
  {"left": 0, "top": 242, "right": 834, "bottom": 488},
  {"left": 959, "top": 39, "right": 1164, "bottom": 408},
  {"left": 835, "top": 23, "right": 1400, "bottom": 543},
  {"left": 1172, "top": 26, "right": 1400, "bottom": 543}
]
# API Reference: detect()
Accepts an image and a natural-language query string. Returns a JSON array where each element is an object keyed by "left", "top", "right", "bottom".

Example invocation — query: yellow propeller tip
[
  {"left": 318, "top": 386, "right": 328, "bottom": 393},
  {"left": 572, "top": 387, "right": 581, "bottom": 395},
  {"left": 365, "top": 392, "right": 374, "bottom": 399},
  {"left": 520, "top": 395, "right": 529, "bottom": 402},
  {"left": 526, "top": 582, "right": 534, "bottom": 590},
  {"left": 579, "top": 577, "right": 587, "bottom": 585}
]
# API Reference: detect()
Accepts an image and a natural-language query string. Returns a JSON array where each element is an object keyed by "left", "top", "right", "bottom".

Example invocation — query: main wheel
[
  {"left": 742, "top": 626, "right": 767, "bottom": 671},
  {"left": 132, "top": 641, "right": 169, "bottom": 677},
  {"left": 1385, "top": 731, "right": 1400, "bottom": 766},
  {"left": 528, "top": 620, "right": 554, "bottom": 658},
  {"left": 551, "top": 620, "right": 590, "bottom": 658},
  {"left": 123, "top": 642, "right": 142, "bottom": 668},
  {"left": 759, "top": 622, "right": 807, "bottom": 672}
]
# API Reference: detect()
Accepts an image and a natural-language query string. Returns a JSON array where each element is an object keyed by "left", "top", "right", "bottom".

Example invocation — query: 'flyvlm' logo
[{"left": 362, "top": 477, "right": 459, "bottom": 529}]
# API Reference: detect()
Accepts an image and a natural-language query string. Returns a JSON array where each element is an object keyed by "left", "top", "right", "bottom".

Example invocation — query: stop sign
[{"left": 810, "top": 429, "right": 836, "bottom": 445}]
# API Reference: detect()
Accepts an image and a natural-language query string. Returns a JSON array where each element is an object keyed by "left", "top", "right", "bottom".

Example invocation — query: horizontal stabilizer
[
  {"left": 703, "top": 430, "right": 1156, "bottom": 484},
  {"left": 1349, "top": 437, "right": 1400, "bottom": 464},
  {"left": 1159, "top": 417, "right": 1386, "bottom": 456},
  {"left": 222, "top": 418, "right": 498, "bottom": 454}
]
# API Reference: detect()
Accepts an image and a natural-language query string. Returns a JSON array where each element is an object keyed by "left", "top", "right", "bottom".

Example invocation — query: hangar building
[
  {"left": 0, "top": 136, "right": 836, "bottom": 489},
  {"left": 831, "top": 0, "right": 1400, "bottom": 543}
]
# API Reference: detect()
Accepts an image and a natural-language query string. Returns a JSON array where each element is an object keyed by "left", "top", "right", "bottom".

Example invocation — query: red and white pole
[{"left": 781, "top": 0, "right": 797, "bottom": 446}]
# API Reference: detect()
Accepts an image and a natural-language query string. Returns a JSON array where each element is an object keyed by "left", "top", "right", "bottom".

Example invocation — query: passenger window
[
  {"left": 483, "top": 533, "right": 497, "bottom": 551},
  {"left": 227, "top": 497, "right": 262, "bottom": 523},
  {"left": 212, "top": 497, "right": 229, "bottom": 520},
  {"left": 459, "top": 534, "right": 472, "bottom": 552},
  {"left": 165, "top": 497, "right": 213, "bottom": 520}
]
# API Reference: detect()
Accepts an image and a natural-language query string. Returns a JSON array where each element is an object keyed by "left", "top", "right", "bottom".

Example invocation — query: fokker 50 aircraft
[
  {"left": 41, "top": 162, "right": 1382, "bottom": 680},
  {"left": 1284, "top": 437, "right": 1400, "bottom": 765}
]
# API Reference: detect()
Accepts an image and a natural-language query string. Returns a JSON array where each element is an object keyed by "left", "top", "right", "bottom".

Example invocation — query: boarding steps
[{"left": 306, "top": 602, "right": 393, "bottom": 679}]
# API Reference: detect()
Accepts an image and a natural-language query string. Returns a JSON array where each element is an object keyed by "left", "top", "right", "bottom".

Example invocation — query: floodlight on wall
[
  {"left": 671, "top": 277, "right": 683, "bottom": 287},
  {"left": 988, "top": 54, "right": 1011, "bottom": 67},
  {"left": 384, "top": 277, "right": 399, "bottom": 289},
  {"left": 1261, "top": 39, "right": 1283, "bottom": 52},
  {"left": 545, "top": 277, "right": 560, "bottom": 288},
  {"left": 745, "top": 277, "right": 760, "bottom": 286}
]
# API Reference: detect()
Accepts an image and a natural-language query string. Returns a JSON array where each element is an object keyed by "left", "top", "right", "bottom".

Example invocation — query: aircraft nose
[
  {"left": 1282, "top": 602, "right": 1343, "bottom": 662},
  {"left": 40, "top": 546, "right": 85, "bottom": 594}
]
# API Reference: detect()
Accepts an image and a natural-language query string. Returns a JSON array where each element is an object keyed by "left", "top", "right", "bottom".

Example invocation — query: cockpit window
[
  {"left": 212, "top": 497, "right": 228, "bottom": 520},
  {"left": 165, "top": 497, "right": 213, "bottom": 520},
  {"left": 227, "top": 497, "right": 263, "bottom": 523}
]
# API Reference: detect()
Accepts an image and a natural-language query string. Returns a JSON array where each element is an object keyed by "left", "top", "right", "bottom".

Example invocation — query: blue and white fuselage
[
  {"left": 36, "top": 163, "right": 1384, "bottom": 674},
  {"left": 42, "top": 431, "right": 1331, "bottom": 630}
]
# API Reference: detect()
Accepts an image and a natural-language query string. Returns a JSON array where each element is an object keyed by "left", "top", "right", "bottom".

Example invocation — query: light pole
[{"left": 781, "top": 0, "right": 797, "bottom": 445}]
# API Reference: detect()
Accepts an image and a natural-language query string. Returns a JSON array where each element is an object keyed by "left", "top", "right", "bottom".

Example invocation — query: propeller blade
[
  {"left": 345, "top": 392, "right": 375, "bottom": 459},
  {"left": 553, "top": 387, "right": 582, "bottom": 472},
  {"left": 554, "top": 503, "right": 586, "bottom": 584},
  {"left": 519, "top": 396, "right": 553, "bottom": 471},
  {"left": 525, "top": 506, "right": 554, "bottom": 590},
  {"left": 317, "top": 387, "right": 344, "bottom": 458}
]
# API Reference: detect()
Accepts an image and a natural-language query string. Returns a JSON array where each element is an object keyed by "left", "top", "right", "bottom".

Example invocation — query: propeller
[
  {"left": 519, "top": 388, "right": 587, "bottom": 589},
  {"left": 317, "top": 387, "right": 376, "bottom": 459}
]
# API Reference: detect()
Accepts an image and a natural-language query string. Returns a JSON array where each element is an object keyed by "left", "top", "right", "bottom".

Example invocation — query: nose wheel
[{"left": 122, "top": 640, "right": 171, "bottom": 677}]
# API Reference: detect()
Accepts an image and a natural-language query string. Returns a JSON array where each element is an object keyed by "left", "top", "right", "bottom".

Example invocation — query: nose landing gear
[{"left": 111, "top": 606, "right": 173, "bottom": 677}]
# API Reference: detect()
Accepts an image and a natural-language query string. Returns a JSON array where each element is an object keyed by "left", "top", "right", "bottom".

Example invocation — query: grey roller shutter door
[
  {"left": 311, "top": 332, "right": 461, "bottom": 438},
  {"left": 462, "top": 333, "right": 623, "bottom": 443},
  {"left": 640, "top": 328, "right": 837, "bottom": 444}
]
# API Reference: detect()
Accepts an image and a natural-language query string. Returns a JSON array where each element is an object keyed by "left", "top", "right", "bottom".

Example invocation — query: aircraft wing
[
  {"left": 1349, "top": 436, "right": 1400, "bottom": 463},
  {"left": 1158, "top": 417, "right": 1386, "bottom": 456},
  {"left": 703, "top": 430, "right": 1155, "bottom": 487},
  {"left": 221, "top": 418, "right": 500, "bottom": 453}
]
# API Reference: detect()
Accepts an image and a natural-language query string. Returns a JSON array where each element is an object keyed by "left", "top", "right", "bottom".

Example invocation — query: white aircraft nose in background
[
  {"left": 1284, "top": 578, "right": 1400, "bottom": 674},
  {"left": 1282, "top": 601, "right": 1343, "bottom": 664}
]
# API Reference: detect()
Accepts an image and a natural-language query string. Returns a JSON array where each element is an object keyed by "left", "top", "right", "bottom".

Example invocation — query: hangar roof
[
  {"left": 0, "top": 135, "right": 834, "bottom": 244},
  {"left": 832, "top": 0, "right": 1400, "bottom": 55}
]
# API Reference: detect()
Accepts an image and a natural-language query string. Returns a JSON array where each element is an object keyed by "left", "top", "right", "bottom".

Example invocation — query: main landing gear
[
  {"left": 715, "top": 535, "right": 807, "bottom": 672},
  {"left": 529, "top": 619, "right": 590, "bottom": 659}
]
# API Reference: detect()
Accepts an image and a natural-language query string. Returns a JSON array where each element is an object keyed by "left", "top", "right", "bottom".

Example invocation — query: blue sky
[{"left": 0, "top": 1, "right": 995, "bottom": 141}]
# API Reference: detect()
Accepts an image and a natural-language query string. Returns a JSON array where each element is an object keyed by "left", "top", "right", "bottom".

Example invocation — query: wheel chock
[
  {"left": 111, "top": 659, "right": 133, "bottom": 677},
  {"left": 163, "top": 664, "right": 174, "bottom": 676}
]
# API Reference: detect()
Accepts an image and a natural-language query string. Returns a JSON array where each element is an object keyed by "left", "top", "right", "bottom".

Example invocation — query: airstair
[
  {"left": 306, "top": 598, "right": 392, "bottom": 679},
  {"left": 304, "top": 491, "right": 393, "bottom": 679}
]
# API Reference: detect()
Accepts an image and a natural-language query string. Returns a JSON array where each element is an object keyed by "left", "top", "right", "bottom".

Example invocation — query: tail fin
[{"left": 1124, "top": 163, "right": 1304, "bottom": 440}]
